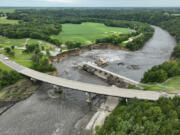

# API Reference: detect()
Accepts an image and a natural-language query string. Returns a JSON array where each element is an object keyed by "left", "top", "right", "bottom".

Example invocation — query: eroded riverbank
[{"left": 0, "top": 26, "right": 176, "bottom": 135}]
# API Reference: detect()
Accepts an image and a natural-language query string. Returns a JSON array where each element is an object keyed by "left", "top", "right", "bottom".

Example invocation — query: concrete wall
[{"left": 83, "top": 64, "right": 136, "bottom": 88}]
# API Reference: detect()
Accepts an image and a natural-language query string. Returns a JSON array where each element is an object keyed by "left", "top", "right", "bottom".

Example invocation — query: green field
[
  {"left": 51, "top": 22, "right": 132, "bottom": 45},
  {"left": 0, "top": 37, "right": 55, "bottom": 70},
  {"left": 0, "top": 8, "right": 15, "bottom": 13},
  {"left": 0, "top": 62, "right": 11, "bottom": 71},
  {"left": 142, "top": 77, "right": 180, "bottom": 94},
  {"left": 0, "top": 17, "right": 18, "bottom": 24},
  {"left": 0, "top": 37, "right": 54, "bottom": 49},
  {"left": 171, "top": 14, "right": 180, "bottom": 16},
  {"left": 0, "top": 49, "right": 33, "bottom": 68}
]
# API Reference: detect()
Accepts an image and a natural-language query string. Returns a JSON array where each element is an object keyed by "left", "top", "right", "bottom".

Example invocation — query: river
[{"left": 0, "top": 26, "right": 176, "bottom": 135}]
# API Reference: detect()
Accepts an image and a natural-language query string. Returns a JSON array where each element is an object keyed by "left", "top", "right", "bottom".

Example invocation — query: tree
[
  {"left": 24, "top": 43, "right": 39, "bottom": 53},
  {"left": 11, "top": 46, "right": 15, "bottom": 50},
  {"left": 46, "top": 49, "right": 50, "bottom": 55},
  {"left": 9, "top": 51, "right": 15, "bottom": 57},
  {"left": 66, "top": 41, "right": 81, "bottom": 50},
  {"left": 142, "top": 69, "right": 168, "bottom": 83},
  {"left": 172, "top": 45, "right": 180, "bottom": 59},
  {"left": 4, "top": 47, "right": 11, "bottom": 54}
]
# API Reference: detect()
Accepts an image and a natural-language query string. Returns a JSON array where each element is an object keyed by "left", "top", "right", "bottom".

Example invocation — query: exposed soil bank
[
  {"left": 50, "top": 43, "right": 127, "bottom": 63},
  {"left": 0, "top": 79, "right": 40, "bottom": 115}
]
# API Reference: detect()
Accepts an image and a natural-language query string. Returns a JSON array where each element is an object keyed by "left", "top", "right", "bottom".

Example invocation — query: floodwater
[{"left": 0, "top": 26, "right": 176, "bottom": 135}]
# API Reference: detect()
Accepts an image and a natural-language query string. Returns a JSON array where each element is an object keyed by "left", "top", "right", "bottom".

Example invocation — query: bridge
[
  {"left": 0, "top": 54, "right": 173, "bottom": 101},
  {"left": 82, "top": 62, "right": 139, "bottom": 88}
]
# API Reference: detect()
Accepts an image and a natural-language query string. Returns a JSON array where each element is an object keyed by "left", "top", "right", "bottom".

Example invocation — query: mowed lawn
[
  {"left": 51, "top": 22, "right": 132, "bottom": 45},
  {"left": 0, "top": 49, "right": 33, "bottom": 69},
  {"left": 0, "top": 37, "right": 54, "bottom": 49},
  {"left": 0, "top": 17, "right": 18, "bottom": 24},
  {"left": 0, "top": 38, "right": 26, "bottom": 47}
]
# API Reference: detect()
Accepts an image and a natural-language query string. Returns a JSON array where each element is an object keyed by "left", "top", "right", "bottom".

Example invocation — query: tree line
[
  {"left": 0, "top": 9, "right": 154, "bottom": 50},
  {"left": 141, "top": 61, "right": 180, "bottom": 83},
  {"left": 0, "top": 69, "right": 22, "bottom": 89},
  {"left": 96, "top": 97, "right": 180, "bottom": 135},
  {"left": 23, "top": 43, "right": 56, "bottom": 72}
]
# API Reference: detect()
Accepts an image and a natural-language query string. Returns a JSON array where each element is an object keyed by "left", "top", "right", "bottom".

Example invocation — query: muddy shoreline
[
  {"left": 0, "top": 79, "right": 40, "bottom": 115},
  {"left": 50, "top": 43, "right": 128, "bottom": 63}
]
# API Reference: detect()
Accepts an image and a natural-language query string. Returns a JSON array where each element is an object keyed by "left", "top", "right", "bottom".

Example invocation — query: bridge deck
[{"left": 0, "top": 54, "right": 168, "bottom": 101}]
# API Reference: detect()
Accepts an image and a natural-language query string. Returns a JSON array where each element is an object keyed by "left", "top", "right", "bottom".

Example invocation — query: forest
[
  {"left": 0, "top": 69, "right": 22, "bottom": 89},
  {"left": 96, "top": 97, "right": 180, "bottom": 135},
  {"left": 0, "top": 9, "right": 154, "bottom": 50},
  {"left": 24, "top": 43, "right": 56, "bottom": 72},
  {"left": 141, "top": 61, "right": 180, "bottom": 83}
]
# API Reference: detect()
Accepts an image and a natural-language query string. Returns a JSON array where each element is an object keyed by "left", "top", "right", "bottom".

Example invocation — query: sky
[{"left": 0, "top": 0, "right": 180, "bottom": 7}]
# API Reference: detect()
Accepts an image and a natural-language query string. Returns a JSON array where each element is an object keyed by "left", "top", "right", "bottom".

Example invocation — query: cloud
[{"left": 45, "top": 0, "right": 74, "bottom": 3}]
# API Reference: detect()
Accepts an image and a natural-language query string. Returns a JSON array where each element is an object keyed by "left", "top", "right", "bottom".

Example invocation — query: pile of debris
[{"left": 95, "top": 58, "right": 108, "bottom": 67}]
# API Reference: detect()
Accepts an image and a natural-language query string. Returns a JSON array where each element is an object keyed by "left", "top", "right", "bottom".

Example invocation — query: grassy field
[
  {"left": 0, "top": 49, "right": 33, "bottom": 68},
  {"left": 0, "top": 37, "right": 54, "bottom": 49},
  {"left": 142, "top": 77, "right": 180, "bottom": 94},
  {"left": 0, "top": 38, "right": 26, "bottom": 47},
  {"left": 51, "top": 22, "right": 132, "bottom": 45},
  {"left": 0, "top": 62, "right": 11, "bottom": 71},
  {"left": 0, "top": 37, "right": 55, "bottom": 70},
  {"left": 171, "top": 14, "right": 180, "bottom": 16},
  {"left": 0, "top": 8, "right": 15, "bottom": 13},
  {"left": 0, "top": 17, "right": 18, "bottom": 24}
]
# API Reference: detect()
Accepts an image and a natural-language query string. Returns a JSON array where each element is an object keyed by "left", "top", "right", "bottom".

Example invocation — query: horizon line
[{"left": 0, "top": 6, "right": 180, "bottom": 8}]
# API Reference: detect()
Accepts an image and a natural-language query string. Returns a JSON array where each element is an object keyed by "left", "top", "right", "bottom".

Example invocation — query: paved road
[{"left": 0, "top": 54, "right": 168, "bottom": 101}]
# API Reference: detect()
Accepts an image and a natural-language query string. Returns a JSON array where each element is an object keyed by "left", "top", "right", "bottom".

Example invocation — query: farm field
[
  {"left": 0, "top": 17, "right": 18, "bottom": 24},
  {"left": 51, "top": 22, "right": 132, "bottom": 45}
]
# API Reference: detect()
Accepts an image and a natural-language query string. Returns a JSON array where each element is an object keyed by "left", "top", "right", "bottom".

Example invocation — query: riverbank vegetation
[
  {"left": 0, "top": 78, "right": 39, "bottom": 104},
  {"left": 31, "top": 52, "right": 55, "bottom": 72},
  {"left": 96, "top": 97, "right": 180, "bottom": 135},
  {"left": 0, "top": 69, "right": 22, "bottom": 89},
  {"left": 141, "top": 61, "right": 180, "bottom": 83},
  {"left": 23, "top": 43, "right": 56, "bottom": 72}
]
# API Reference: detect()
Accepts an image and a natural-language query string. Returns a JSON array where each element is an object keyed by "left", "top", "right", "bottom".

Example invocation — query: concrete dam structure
[{"left": 82, "top": 62, "right": 139, "bottom": 88}]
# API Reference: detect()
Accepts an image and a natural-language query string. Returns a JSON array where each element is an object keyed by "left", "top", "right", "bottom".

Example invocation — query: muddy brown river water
[{"left": 0, "top": 26, "right": 176, "bottom": 135}]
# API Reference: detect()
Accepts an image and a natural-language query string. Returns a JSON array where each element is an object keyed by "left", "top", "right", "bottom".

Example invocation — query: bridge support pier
[
  {"left": 125, "top": 98, "right": 128, "bottom": 103},
  {"left": 30, "top": 78, "right": 37, "bottom": 83},
  {"left": 86, "top": 92, "right": 92, "bottom": 110},
  {"left": 53, "top": 85, "right": 63, "bottom": 94}
]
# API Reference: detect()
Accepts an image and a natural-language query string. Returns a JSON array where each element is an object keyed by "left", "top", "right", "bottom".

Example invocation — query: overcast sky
[{"left": 1, "top": 0, "right": 180, "bottom": 7}]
